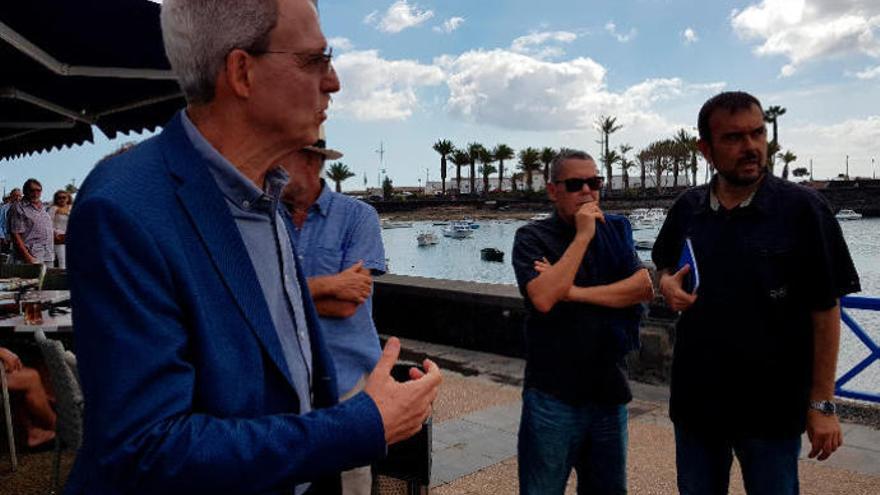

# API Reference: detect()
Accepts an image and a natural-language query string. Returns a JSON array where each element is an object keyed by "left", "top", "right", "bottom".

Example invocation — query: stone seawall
[{"left": 373, "top": 271, "right": 676, "bottom": 384}]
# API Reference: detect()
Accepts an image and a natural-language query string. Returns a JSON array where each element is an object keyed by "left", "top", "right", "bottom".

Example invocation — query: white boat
[
  {"left": 529, "top": 213, "right": 551, "bottom": 221},
  {"left": 416, "top": 231, "right": 439, "bottom": 246},
  {"left": 629, "top": 208, "right": 666, "bottom": 230},
  {"left": 835, "top": 209, "right": 863, "bottom": 221},
  {"left": 442, "top": 222, "right": 474, "bottom": 239},
  {"left": 381, "top": 219, "right": 413, "bottom": 229}
]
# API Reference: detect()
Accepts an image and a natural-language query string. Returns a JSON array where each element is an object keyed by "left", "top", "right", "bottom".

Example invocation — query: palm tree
[
  {"left": 637, "top": 149, "right": 649, "bottom": 192},
  {"left": 493, "top": 144, "right": 515, "bottom": 193},
  {"left": 764, "top": 105, "right": 786, "bottom": 175},
  {"left": 477, "top": 147, "right": 496, "bottom": 195},
  {"left": 778, "top": 150, "right": 797, "bottom": 180},
  {"left": 450, "top": 149, "right": 470, "bottom": 193},
  {"left": 540, "top": 147, "right": 555, "bottom": 189},
  {"left": 432, "top": 139, "right": 454, "bottom": 195},
  {"left": 325, "top": 162, "right": 355, "bottom": 193},
  {"left": 510, "top": 172, "right": 524, "bottom": 192},
  {"left": 517, "top": 147, "right": 542, "bottom": 192},
  {"left": 596, "top": 115, "right": 623, "bottom": 191},
  {"left": 479, "top": 163, "right": 498, "bottom": 195},
  {"left": 618, "top": 144, "right": 634, "bottom": 191},
  {"left": 467, "top": 142, "right": 484, "bottom": 195},
  {"left": 674, "top": 129, "right": 699, "bottom": 186}
]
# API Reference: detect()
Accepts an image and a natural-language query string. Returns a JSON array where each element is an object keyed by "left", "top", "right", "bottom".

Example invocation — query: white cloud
[
  {"left": 434, "top": 17, "right": 465, "bottom": 34},
  {"left": 510, "top": 31, "right": 578, "bottom": 59},
  {"left": 731, "top": 0, "right": 880, "bottom": 77},
  {"left": 605, "top": 21, "right": 637, "bottom": 43},
  {"left": 852, "top": 65, "right": 880, "bottom": 79},
  {"left": 438, "top": 48, "right": 723, "bottom": 134},
  {"left": 328, "top": 37, "right": 354, "bottom": 51},
  {"left": 332, "top": 50, "right": 445, "bottom": 121},
  {"left": 786, "top": 116, "right": 880, "bottom": 177},
  {"left": 682, "top": 28, "right": 699, "bottom": 45},
  {"left": 365, "top": 1, "right": 435, "bottom": 34}
]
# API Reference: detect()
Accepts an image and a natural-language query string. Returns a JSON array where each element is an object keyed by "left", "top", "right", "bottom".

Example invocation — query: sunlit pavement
[{"left": 397, "top": 337, "right": 880, "bottom": 495}]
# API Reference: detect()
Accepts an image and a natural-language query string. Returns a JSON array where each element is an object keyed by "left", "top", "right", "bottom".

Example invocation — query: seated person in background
[{"left": 0, "top": 346, "right": 56, "bottom": 448}]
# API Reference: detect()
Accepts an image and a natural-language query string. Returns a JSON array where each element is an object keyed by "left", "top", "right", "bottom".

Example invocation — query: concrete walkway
[{"left": 396, "top": 337, "right": 880, "bottom": 494}]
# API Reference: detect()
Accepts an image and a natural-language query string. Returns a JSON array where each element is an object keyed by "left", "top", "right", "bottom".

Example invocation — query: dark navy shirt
[
  {"left": 512, "top": 212, "right": 644, "bottom": 406},
  {"left": 652, "top": 174, "right": 861, "bottom": 437}
]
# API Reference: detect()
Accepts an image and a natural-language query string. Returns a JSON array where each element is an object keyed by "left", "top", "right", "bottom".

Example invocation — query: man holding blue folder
[{"left": 653, "top": 91, "right": 861, "bottom": 495}]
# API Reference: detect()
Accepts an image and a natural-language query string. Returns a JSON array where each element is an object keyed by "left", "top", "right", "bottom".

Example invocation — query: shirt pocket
[
  {"left": 313, "top": 246, "right": 345, "bottom": 274},
  {"left": 745, "top": 239, "right": 796, "bottom": 308}
]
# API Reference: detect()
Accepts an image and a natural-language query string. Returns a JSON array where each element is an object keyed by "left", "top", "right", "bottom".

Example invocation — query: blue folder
[{"left": 676, "top": 237, "right": 700, "bottom": 294}]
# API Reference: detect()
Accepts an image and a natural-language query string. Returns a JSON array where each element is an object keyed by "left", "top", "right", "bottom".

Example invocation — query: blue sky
[{"left": 3, "top": 0, "right": 879, "bottom": 194}]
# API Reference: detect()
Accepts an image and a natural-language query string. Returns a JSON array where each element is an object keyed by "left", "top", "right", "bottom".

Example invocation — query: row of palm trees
[
  {"left": 425, "top": 106, "right": 796, "bottom": 196},
  {"left": 432, "top": 140, "right": 558, "bottom": 194}
]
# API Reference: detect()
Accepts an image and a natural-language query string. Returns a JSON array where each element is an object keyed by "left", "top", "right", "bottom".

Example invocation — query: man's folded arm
[
  {"left": 68, "top": 198, "right": 386, "bottom": 492},
  {"left": 566, "top": 268, "right": 654, "bottom": 308}
]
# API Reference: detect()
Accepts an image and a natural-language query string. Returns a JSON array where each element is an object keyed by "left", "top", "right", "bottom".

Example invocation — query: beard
[{"left": 713, "top": 150, "right": 767, "bottom": 187}]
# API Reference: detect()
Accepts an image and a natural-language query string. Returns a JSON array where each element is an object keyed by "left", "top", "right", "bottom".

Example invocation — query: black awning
[{"left": 0, "top": 0, "right": 185, "bottom": 160}]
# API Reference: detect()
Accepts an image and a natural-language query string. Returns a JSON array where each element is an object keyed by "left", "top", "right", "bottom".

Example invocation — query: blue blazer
[{"left": 64, "top": 113, "right": 386, "bottom": 494}]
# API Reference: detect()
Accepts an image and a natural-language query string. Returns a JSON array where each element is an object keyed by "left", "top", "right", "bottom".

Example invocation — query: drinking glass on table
[{"left": 20, "top": 291, "right": 43, "bottom": 325}]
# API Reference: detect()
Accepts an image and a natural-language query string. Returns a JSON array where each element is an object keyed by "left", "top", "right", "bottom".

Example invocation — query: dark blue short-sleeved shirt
[
  {"left": 512, "top": 212, "right": 644, "bottom": 406},
  {"left": 652, "top": 174, "right": 861, "bottom": 437}
]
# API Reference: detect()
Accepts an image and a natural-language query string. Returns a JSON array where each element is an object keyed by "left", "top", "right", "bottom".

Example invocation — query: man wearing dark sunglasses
[{"left": 512, "top": 149, "right": 654, "bottom": 494}]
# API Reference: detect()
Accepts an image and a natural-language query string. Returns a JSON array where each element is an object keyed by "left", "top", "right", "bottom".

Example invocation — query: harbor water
[{"left": 381, "top": 217, "right": 880, "bottom": 396}]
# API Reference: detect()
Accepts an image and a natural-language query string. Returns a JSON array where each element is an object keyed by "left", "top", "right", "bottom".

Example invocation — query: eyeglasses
[
  {"left": 556, "top": 176, "right": 604, "bottom": 192},
  {"left": 249, "top": 46, "right": 334, "bottom": 74},
  {"left": 28, "top": 188, "right": 42, "bottom": 193}
]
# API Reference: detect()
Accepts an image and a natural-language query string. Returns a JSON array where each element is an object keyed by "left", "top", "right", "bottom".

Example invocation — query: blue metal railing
[{"left": 836, "top": 296, "right": 880, "bottom": 403}]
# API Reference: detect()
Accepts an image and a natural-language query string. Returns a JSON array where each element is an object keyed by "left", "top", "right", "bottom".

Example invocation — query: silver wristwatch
[{"left": 809, "top": 400, "right": 837, "bottom": 416}]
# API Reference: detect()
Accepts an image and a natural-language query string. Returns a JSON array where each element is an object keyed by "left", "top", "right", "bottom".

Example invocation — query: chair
[
  {"left": 34, "top": 330, "right": 83, "bottom": 493},
  {"left": 373, "top": 363, "right": 432, "bottom": 495},
  {"left": 1, "top": 365, "right": 18, "bottom": 471}
]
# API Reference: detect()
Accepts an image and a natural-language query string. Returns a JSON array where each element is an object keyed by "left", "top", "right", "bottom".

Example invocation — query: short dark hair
[
  {"left": 697, "top": 91, "right": 764, "bottom": 143},
  {"left": 23, "top": 178, "right": 41, "bottom": 193}
]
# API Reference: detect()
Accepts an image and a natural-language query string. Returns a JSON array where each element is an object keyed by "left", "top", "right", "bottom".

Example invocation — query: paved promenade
[{"left": 401, "top": 337, "right": 880, "bottom": 495}]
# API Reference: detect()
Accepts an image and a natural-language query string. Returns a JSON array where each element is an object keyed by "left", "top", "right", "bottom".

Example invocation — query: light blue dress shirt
[
  {"left": 291, "top": 182, "right": 386, "bottom": 395},
  {"left": 180, "top": 113, "right": 314, "bottom": 415}
]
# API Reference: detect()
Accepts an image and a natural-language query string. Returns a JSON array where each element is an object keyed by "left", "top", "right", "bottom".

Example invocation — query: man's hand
[
  {"left": 364, "top": 337, "right": 443, "bottom": 445},
  {"left": 807, "top": 409, "right": 843, "bottom": 461},
  {"left": 0, "top": 347, "right": 22, "bottom": 373},
  {"left": 659, "top": 265, "right": 697, "bottom": 311},
  {"left": 331, "top": 261, "right": 373, "bottom": 304},
  {"left": 574, "top": 202, "right": 605, "bottom": 242}
]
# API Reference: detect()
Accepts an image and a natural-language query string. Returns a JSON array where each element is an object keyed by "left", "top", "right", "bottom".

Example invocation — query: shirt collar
[
  {"left": 180, "top": 110, "right": 289, "bottom": 212},
  {"left": 312, "top": 180, "right": 334, "bottom": 217},
  {"left": 707, "top": 174, "right": 763, "bottom": 212}
]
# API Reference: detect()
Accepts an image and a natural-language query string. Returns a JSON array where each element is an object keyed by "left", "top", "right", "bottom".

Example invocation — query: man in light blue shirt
[
  {"left": 283, "top": 140, "right": 386, "bottom": 495},
  {"left": 0, "top": 188, "right": 22, "bottom": 252}
]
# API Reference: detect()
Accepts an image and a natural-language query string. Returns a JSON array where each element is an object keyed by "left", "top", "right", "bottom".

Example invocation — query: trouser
[
  {"left": 339, "top": 375, "right": 371, "bottom": 495},
  {"left": 674, "top": 424, "right": 801, "bottom": 495},
  {"left": 518, "top": 388, "right": 628, "bottom": 495}
]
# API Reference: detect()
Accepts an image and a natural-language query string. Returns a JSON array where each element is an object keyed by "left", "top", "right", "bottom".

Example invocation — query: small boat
[
  {"left": 835, "top": 209, "right": 862, "bottom": 221},
  {"left": 634, "top": 240, "right": 654, "bottom": 251},
  {"left": 381, "top": 219, "right": 413, "bottom": 229},
  {"left": 442, "top": 222, "right": 474, "bottom": 239},
  {"left": 432, "top": 221, "right": 450, "bottom": 226},
  {"left": 480, "top": 248, "right": 504, "bottom": 262},
  {"left": 416, "top": 231, "right": 439, "bottom": 246},
  {"left": 529, "top": 213, "right": 551, "bottom": 221}
]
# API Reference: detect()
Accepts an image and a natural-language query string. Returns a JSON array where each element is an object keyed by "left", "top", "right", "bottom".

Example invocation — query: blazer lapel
[{"left": 159, "top": 113, "right": 297, "bottom": 393}]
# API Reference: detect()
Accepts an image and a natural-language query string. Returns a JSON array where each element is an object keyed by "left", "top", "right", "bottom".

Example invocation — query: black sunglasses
[{"left": 557, "top": 176, "right": 604, "bottom": 192}]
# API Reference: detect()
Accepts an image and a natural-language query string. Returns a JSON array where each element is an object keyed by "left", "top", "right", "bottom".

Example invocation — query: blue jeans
[
  {"left": 518, "top": 388, "right": 628, "bottom": 495},
  {"left": 675, "top": 424, "right": 801, "bottom": 495}
]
